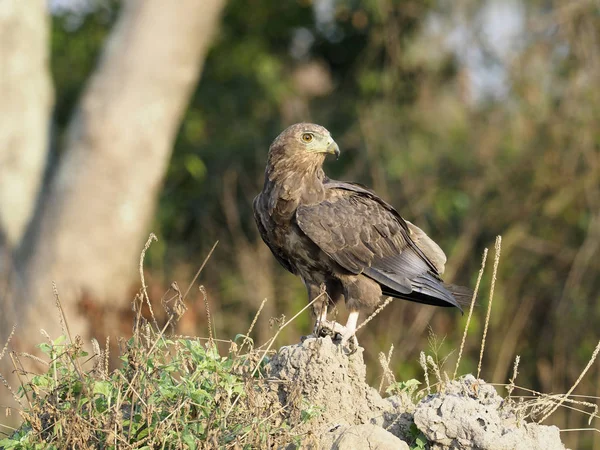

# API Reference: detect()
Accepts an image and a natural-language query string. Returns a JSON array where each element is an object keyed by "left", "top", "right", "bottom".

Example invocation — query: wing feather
[{"left": 296, "top": 181, "right": 461, "bottom": 309}]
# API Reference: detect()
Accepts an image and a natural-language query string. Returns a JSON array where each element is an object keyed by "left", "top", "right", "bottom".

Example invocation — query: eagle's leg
[
  {"left": 340, "top": 310, "right": 359, "bottom": 349},
  {"left": 307, "top": 279, "right": 346, "bottom": 337},
  {"left": 313, "top": 302, "right": 329, "bottom": 335},
  {"left": 337, "top": 274, "right": 381, "bottom": 350},
  {"left": 314, "top": 303, "right": 348, "bottom": 337}
]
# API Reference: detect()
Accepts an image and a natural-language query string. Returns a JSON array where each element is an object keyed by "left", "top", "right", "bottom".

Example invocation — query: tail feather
[{"left": 443, "top": 283, "right": 475, "bottom": 309}]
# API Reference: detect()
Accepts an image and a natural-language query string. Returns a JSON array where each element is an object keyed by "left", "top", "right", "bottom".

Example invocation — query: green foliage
[
  {"left": 300, "top": 400, "right": 324, "bottom": 423},
  {"left": 386, "top": 378, "right": 421, "bottom": 399},
  {"left": 47, "top": 1, "right": 600, "bottom": 446},
  {"left": 408, "top": 423, "right": 428, "bottom": 450},
  {"left": 0, "top": 327, "right": 294, "bottom": 449}
]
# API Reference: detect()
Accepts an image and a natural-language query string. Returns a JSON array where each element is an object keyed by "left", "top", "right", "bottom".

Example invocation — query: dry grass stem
[
  {"left": 378, "top": 352, "right": 387, "bottom": 393},
  {"left": 200, "top": 285, "right": 214, "bottom": 344},
  {"left": 477, "top": 236, "right": 502, "bottom": 379},
  {"left": 427, "top": 355, "right": 443, "bottom": 387},
  {"left": 52, "top": 283, "right": 73, "bottom": 346},
  {"left": 139, "top": 233, "right": 159, "bottom": 328},
  {"left": 385, "top": 412, "right": 407, "bottom": 432},
  {"left": 540, "top": 338, "right": 600, "bottom": 423},
  {"left": 490, "top": 381, "right": 600, "bottom": 426},
  {"left": 355, "top": 296, "right": 393, "bottom": 334},
  {"left": 173, "top": 336, "right": 232, "bottom": 344},
  {"left": 161, "top": 282, "right": 186, "bottom": 323},
  {"left": 377, "top": 345, "right": 395, "bottom": 393},
  {"left": 241, "top": 298, "right": 267, "bottom": 352},
  {"left": 223, "top": 292, "right": 327, "bottom": 422},
  {"left": 0, "top": 326, "right": 16, "bottom": 362},
  {"left": 104, "top": 336, "right": 110, "bottom": 379},
  {"left": 420, "top": 351, "right": 431, "bottom": 394},
  {"left": 183, "top": 240, "right": 219, "bottom": 301},
  {"left": 11, "top": 352, "right": 47, "bottom": 368},
  {"left": 251, "top": 292, "right": 325, "bottom": 378},
  {"left": 0, "top": 372, "right": 21, "bottom": 407},
  {"left": 8, "top": 353, "right": 27, "bottom": 406},
  {"left": 91, "top": 338, "right": 101, "bottom": 374},
  {"left": 0, "top": 423, "right": 16, "bottom": 432},
  {"left": 560, "top": 428, "right": 600, "bottom": 433},
  {"left": 507, "top": 355, "right": 520, "bottom": 398},
  {"left": 454, "top": 247, "right": 488, "bottom": 379},
  {"left": 39, "top": 329, "right": 53, "bottom": 345}
]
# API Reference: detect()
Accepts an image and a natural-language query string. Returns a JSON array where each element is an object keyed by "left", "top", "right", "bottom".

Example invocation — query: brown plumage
[{"left": 253, "top": 123, "right": 468, "bottom": 346}]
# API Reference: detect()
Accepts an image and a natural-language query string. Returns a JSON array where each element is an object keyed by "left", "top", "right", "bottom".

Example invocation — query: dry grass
[
  {"left": 1, "top": 233, "right": 600, "bottom": 448},
  {"left": 418, "top": 235, "right": 600, "bottom": 441},
  {"left": 0, "top": 236, "right": 319, "bottom": 450}
]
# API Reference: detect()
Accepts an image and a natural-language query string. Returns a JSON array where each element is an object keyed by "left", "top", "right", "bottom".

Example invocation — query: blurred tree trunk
[
  {"left": 11, "top": 0, "right": 225, "bottom": 345},
  {"left": 0, "top": 0, "right": 52, "bottom": 248},
  {"left": 0, "top": 0, "right": 52, "bottom": 336}
]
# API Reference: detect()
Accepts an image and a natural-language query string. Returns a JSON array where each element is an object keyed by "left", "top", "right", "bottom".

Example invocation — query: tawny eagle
[{"left": 253, "top": 123, "right": 468, "bottom": 347}]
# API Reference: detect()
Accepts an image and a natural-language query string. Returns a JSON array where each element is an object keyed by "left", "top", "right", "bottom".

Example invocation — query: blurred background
[{"left": 1, "top": 0, "right": 599, "bottom": 447}]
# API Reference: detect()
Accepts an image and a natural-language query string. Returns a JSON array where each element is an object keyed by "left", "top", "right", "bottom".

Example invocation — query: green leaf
[
  {"left": 0, "top": 438, "right": 19, "bottom": 449},
  {"left": 30, "top": 374, "right": 51, "bottom": 389},
  {"left": 234, "top": 334, "right": 252, "bottom": 346},
  {"left": 182, "top": 432, "right": 197, "bottom": 450},
  {"left": 93, "top": 380, "right": 112, "bottom": 397},
  {"left": 386, "top": 379, "right": 421, "bottom": 396},
  {"left": 71, "top": 380, "right": 83, "bottom": 394},
  {"left": 38, "top": 343, "right": 52, "bottom": 355}
]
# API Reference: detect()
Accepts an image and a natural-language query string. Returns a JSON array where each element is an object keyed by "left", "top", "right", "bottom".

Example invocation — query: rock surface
[
  {"left": 320, "top": 424, "right": 410, "bottom": 450},
  {"left": 266, "top": 337, "right": 567, "bottom": 450},
  {"left": 414, "top": 375, "right": 566, "bottom": 450},
  {"left": 268, "top": 336, "right": 413, "bottom": 445}
]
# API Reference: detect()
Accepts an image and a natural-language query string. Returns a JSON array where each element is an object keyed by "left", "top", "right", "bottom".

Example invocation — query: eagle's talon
[
  {"left": 315, "top": 319, "right": 347, "bottom": 338},
  {"left": 318, "top": 327, "right": 335, "bottom": 338},
  {"left": 344, "top": 344, "right": 358, "bottom": 355},
  {"left": 339, "top": 333, "right": 359, "bottom": 355}
]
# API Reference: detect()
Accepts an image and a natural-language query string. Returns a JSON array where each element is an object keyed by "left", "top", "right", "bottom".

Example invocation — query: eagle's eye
[{"left": 301, "top": 133, "right": 314, "bottom": 143}]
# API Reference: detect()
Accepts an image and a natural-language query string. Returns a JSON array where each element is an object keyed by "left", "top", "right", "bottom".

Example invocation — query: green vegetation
[
  {"left": 35, "top": 1, "right": 600, "bottom": 448},
  {"left": 1, "top": 242, "right": 597, "bottom": 449},
  {"left": 0, "top": 314, "right": 303, "bottom": 449}
]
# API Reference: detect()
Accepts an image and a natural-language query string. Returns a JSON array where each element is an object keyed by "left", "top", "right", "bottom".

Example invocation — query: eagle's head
[{"left": 269, "top": 123, "right": 340, "bottom": 162}]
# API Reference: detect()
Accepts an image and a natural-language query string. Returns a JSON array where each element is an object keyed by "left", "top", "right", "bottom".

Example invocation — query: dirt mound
[
  {"left": 414, "top": 375, "right": 566, "bottom": 450},
  {"left": 265, "top": 336, "right": 566, "bottom": 450}
]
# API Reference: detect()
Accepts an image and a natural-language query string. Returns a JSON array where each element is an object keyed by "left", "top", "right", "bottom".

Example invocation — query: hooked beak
[{"left": 326, "top": 140, "right": 340, "bottom": 160}]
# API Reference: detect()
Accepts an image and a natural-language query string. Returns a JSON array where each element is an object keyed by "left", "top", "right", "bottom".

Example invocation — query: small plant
[
  {"left": 386, "top": 379, "right": 421, "bottom": 400},
  {"left": 408, "top": 423, "right": 428, "bottom": 450},
  {"left": 0, "top": 237, "right": 312, "bottom": 449},
  {"left": 300, "top": 400, "right": 324, "bottom": 423},
  {"left": 0, "top": 327, "right": 286, "bottom": 449}
]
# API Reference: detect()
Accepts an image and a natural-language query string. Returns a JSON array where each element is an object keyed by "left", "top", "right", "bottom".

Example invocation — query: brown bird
[{"left": 253, "top": 123, "right": 468, "bottom": 348}]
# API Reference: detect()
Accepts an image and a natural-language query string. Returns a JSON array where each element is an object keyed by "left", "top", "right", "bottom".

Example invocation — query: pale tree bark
[
  {"left": 0, "top": 0, "right": 52, "bottom": 342},
  {"left": 11, "top": 0, "right": 226, "bottom": 346},
  {"left": 0, "top": 0, "right": 52, "bottom": 248}
]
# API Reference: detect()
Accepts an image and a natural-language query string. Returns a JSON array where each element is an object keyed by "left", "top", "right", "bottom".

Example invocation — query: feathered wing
[
  {"left": 404, "top": 220, "right": 446, "bottom": 274},
  {"left": 295, "top": 181, "right": 462, "bottom": 309}
]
